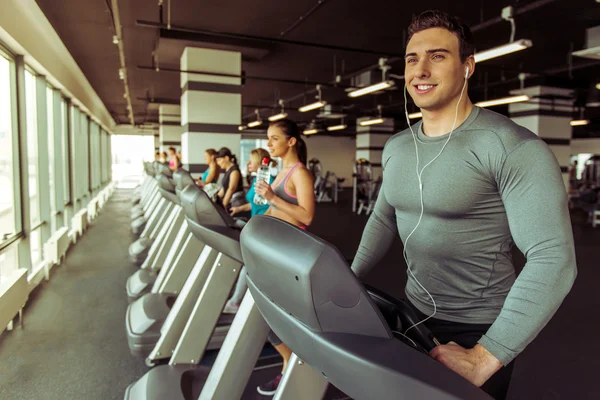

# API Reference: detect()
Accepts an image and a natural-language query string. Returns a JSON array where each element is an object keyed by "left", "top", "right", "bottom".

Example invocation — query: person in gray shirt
[{"left": 351, "top": 10, "right": 577, "bottom": 399}]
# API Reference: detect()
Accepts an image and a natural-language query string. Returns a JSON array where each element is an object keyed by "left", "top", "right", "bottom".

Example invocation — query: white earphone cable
[{"left": 401, "top": 73, "right": 468, "bottom": 336}]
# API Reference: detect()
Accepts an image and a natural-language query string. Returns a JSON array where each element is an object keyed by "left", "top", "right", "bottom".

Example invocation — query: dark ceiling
[{"left": 35, "top": 0, "right": 600, "bottom": 137}]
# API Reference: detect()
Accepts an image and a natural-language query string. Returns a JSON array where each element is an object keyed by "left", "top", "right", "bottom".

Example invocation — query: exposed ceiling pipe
[
  {"left": 136, "top": 65, "right": 351, "bottom": 88},
  {"left": 279, "top": 0, "right": 330, "bottom": 37},
  {"left": 470, "top": 0, "right": 563, "bottom": 33},
  {"left": 135, "top": 20, "right": 402, "bottom": 57},
  {"left": 334, "top": 0, "right": 564, "bottom": 89},
  {"left": 110, "top": 0, "right": 135, "bottom": 125}
]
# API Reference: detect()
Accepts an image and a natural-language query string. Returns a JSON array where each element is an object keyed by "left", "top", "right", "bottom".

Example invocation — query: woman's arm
[
  {"left": 260, "top": 168, "right": 315, "bottom": 226},
  {"left": 230, "top": 203, "right": 252, "bottom": 215},
  {"left": 205, "top": 164, "right": 218, "bottom": 184},
  {"left": 222, "top": 169, "right": 241, "bottom": 208}
]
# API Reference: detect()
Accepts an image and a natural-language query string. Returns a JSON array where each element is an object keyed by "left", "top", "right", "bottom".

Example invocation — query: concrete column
[
  {"left": 509, "top": 86, "right": 574, "bottom": 190},
  {"left": 159, "top": 104, "right": 183, "bottom": 153},
  {"left": 180, "top": 47, "right": 241, "bottom": 174},
  {"left": 355, "top": 118, "right": 395, "bottom": 180}
]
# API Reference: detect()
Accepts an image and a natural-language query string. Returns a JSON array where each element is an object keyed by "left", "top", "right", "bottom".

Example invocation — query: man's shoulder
[{"left": 470, "top": 107, "right": 541, "bottom": 154}]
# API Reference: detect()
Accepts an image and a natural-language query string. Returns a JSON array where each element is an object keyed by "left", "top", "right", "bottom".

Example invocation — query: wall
[{"left": 304, "top": 135, "right": 356, "bottom": 186}]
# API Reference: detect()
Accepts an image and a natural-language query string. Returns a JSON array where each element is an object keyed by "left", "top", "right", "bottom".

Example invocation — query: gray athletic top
[{"left": 351, "top": 106, "right": 577, "bottom": 365}]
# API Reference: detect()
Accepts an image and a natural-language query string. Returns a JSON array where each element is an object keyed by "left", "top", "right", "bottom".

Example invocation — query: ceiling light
[
  {"left": 596, "top": 83, "right": 600, "bottom": 90},
  {"left": 238, "top": 125, "right": 246, "bottom": 131},
  {"left": 348, "top": 81, "right": 395, "bottom": 98},
  {"left": 247, "top": 109, "right": 262, "bottom": 128},
  {"left": 327, "top": 124, "right": 347, "bottom": 131},
  {"left": 303, "top": 128, "right": 318, "bottom": 135},
  {"left": 247, "top": 120, "right": 262, "bottom": 128},
  {"left": 359, "top": 105, "right": 385, "bottom": 126},
  {"left": 269, "top": 99, "right": 288, "bottom": 121},
  {"left": 359, "top": 118, "right": 384, "bottom": 126},
  {"left": 475, "top": 94, "right": 530, "bottom": 108},
  {"left": 408, "top": 112, "right": 422, "bottom": 119},
  {"left": 474, "top": 39, "right": 533, "bottom": 63},
  {"left": 299, "top": 101, "right": 326, "bottom": 112},
  {"left": 570, "top": 119, "right": 590, "bottom": 126},
  {"left": 268, "top": 112, "right": 287, "bottom": 121},
  {"left": 300, "top": 85, "right": 327, "bottom": 113}
]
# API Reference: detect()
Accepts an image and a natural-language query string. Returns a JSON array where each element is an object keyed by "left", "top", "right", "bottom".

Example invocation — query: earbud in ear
[{"left": 464, "top": 66, "right": 470, "bottom": 79}]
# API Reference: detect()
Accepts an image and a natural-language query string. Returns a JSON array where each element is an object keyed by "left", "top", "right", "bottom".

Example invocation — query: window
[
  {"left": 25, "top": 70, "right": 40, "bottom": 227},
  {"left": 111, "top": 135, "right": 154, "bottom": 188},
  {"left": 47, "top": 86, "right": 56, "bottom": 233},
  {"left": 0, "top": 53, "right": 16, "bottom": 243},
  {"left": 61, "top": 99, "right": 70, "bottom": 205}
]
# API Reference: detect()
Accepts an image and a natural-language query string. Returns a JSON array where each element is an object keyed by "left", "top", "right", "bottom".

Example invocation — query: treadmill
[
  {"left": 126, "top": 170, "right": 195, "bottom": 300},
  {"left": 125, "top": 184, "right": 235, "bottom": 360},
  {"left": 241, "top": 215, "right": 492, "bottom": 400},
  {"left": 124, "top": 186, "right": 280, "bottom": 400},
  {"left": 131, "top": 165, "right": 175, "bottom": 238}
]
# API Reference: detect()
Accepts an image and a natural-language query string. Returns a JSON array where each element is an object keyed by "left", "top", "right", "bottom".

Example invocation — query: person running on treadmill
[
  {"left": 223, "top": 148, "right": 277, "bottom": 314},
  {"left": 215, "top": 147, "right": 244, "bottom": 209},
  {"left": 196, "top": 148, "right": 221, "bottom": 186},
  {"left": 351, "top": 10, "right": 576, "bottom": 400},
  {"left": 253, "top": 119, "right": 315, "bottom": 396},
  {"left": 167, "top": 147, "right": 180, "bottom": 171}
]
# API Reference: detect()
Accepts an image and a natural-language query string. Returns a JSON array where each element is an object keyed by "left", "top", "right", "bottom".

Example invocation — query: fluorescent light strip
[
  {"left": 268, "top": 112, "right": 288, "bottom": 121},
  {"left": 474, "top": 39, "right": 533, "bottom": 63},
  {"left": 570, "top": 119, "right": 590, "bottom": 127},
  {"left": 299, "top": 101, "right": 327, "bottom": 112},
  {"left": 303, "top": 128, "right": 318, "bottom": 135},
  {"left": 247, "top": 120, "right": 262, "bottom": 128},
  {"left": 348, "top": 81, "right": 394, "bottom": 98},
  {"left": 327, "top": 124, "right": 347, "bottom": 131},
  {"left": 359, "top": 118, "right": 384, "bottom": 126},
  {"left": 408, "top": 112, "right": 422, "bottom": 119},
  {"left": 474, "top": 94, "right": 530, "bottom": 108}
]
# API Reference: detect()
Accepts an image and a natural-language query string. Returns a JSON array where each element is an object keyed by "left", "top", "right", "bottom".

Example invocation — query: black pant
[{"left": 407, "top": 301, "right": 514, "bottom": 400}]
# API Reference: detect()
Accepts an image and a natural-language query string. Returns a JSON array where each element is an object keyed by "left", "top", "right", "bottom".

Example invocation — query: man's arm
[
  {"left": 350, "top": 182, "right": 398, "bottom": 278},
  {"left": 481, "top": 139, "right": 577, "bottom": 365},
  {"left": 432, "top": 139, "right": 577, "bottom": 386}
]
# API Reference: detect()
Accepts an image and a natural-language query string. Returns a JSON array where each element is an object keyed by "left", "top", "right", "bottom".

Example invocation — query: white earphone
[{"left": 401, "top": 66, "right": 469, "bottom": 336}]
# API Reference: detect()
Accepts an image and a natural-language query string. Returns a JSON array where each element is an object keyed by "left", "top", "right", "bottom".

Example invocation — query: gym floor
[{"left": 0, "top": 188, "right": 597, "bottom": 399}]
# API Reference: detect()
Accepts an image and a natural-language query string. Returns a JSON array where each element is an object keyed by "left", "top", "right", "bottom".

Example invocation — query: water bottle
[{"left": 253, "top": 158, "right": 271, "bottom": 205}]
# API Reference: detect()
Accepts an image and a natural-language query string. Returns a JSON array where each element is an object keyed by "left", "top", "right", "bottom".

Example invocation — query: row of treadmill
[{"left": 121, "top": 161, "right": 491, "bottom": 400}]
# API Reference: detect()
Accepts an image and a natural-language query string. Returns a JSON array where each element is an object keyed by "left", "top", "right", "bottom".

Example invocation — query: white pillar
[
  {"left": 355, "top": 118, "right": 395, "bottom": 180},
  {"left": 509, "top": 86, "right": 574, "bottom": 190},
  {"left": 180, "top": 47, "right": 242, "bottom": 174},
  {"left": 159, "top": 104, "right": 183, "bottom": 153}
]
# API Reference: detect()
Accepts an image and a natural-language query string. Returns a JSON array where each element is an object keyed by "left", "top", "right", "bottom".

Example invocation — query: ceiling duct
[{"left": 572, "top": 26, "right": 600, "bottom": 60}]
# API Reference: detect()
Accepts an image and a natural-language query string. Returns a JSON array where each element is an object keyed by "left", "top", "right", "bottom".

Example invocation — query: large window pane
[
  {"left": 61, "top": 99, "right": 70, "bottom": 204},
  {"left": 112, "top": 135, "right": 154, "bottom": 188},
  {"left": 47, "top": 86, "right": 56, "bottom": 233},
  {"left": 25, "top": 69, "right": 40, "bottom": 226},
  {"left": 0, "top": 54, "right": 16, "bottom": 242}
]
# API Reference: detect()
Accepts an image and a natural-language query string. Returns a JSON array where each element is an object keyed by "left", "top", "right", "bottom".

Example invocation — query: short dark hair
[
  {"left": 168, "top": 146, "right": 176, "bottom": 152},
  {"left": 216, "top": 147, "right": 238, "bottom": 164},
  {"left": 407, "top": 10, "right": 475, "bottom": 62}
]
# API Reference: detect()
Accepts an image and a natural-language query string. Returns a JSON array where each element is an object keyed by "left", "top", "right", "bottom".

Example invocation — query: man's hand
[{"left": 429, "top": 343, "right": 503, "bottom": 387}]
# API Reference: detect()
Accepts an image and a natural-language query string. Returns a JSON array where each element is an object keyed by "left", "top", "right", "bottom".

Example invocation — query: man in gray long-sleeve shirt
[{"left": 351, "top": 10, "right": 577, "bottom": 399}]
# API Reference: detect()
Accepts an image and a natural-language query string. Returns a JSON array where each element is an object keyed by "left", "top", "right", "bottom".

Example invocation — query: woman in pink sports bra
[{"left": 254, "top": 119, "right": 315, "bottom": 395}]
